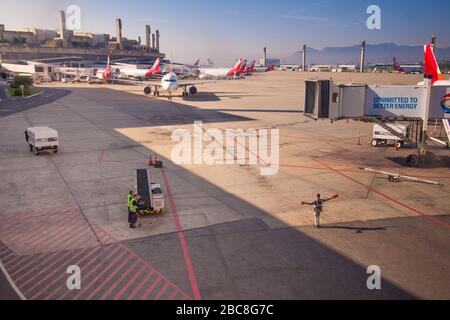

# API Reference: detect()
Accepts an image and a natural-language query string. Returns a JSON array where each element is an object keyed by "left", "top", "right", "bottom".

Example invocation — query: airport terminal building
[{"left": 0, "top": 10, "right": 165, "bottom": 63}]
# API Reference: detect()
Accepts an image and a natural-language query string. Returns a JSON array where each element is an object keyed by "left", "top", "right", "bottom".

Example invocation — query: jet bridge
[
  {"left": 304, "top": 78, "right": 450, "bottom": 121},
  {"left": 303, "top": 78, "right": 450, "bottom": 165}
]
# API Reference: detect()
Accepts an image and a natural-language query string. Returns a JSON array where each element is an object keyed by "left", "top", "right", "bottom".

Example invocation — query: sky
[{"left": 1, "top": 0, "right": 449, "bottom": 65}]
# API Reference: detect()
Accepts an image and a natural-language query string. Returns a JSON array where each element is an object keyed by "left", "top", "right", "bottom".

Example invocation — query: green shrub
[{"left": 11, "top": 76, "right": 33, "bottom": 89}]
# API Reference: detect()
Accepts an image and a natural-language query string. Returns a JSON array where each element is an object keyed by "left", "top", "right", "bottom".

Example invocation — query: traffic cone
[
  {"left": 154, "top": 154, "right": 163, "bottom": 168},
  {"left": 148, "top": 155, "right": 154, "bottom": 166}
]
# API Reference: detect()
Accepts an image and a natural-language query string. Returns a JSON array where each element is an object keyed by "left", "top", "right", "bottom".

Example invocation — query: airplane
[
  {"left": 198, "top": 59, "right": 244, "bottom": 79},
  {"left": 86, "top": 56, "right": 112, "bottom": 83},
  {"left": 393, "top": 57, "right": 422, "bottom": 74},
  {"left": 115, "top": 58, "right": 161, "bottom": 80},
  {"left": 265, "top": 63, "right": 276, "bottom": 72},
  {"left": 142, "top": 70, "right": 214, "bottom": 100},
  {"left": 423, "top": 44, "right": 449, "bottom": 86},
  {"left": 243, "top": 60, "right": 256, "bottom": 75},
  {"left": 239, "top": 59, "right": 248, "bottom": 75},
  {"left": 161, "top": 59, "right": 199, "bottom": 79},
  {"left": 254, "top": 63, "right": 276, "bottom": 73}
]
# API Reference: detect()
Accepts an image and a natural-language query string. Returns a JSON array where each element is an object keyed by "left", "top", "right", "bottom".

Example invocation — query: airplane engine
[
  {"left": 189, "top": 86, "right": 198, "bottom": 95},
  {"left": 144, "top": 86, "right": 152, "bottom": 95}
]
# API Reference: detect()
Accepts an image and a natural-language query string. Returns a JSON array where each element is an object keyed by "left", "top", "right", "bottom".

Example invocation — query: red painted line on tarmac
[
  {"left": 99, "top": 259, "right": 140, "bottom": 300},
  {"left": 5, "top": 254, "right": 34, "bottom": 270},
  {"left": 314, "top": 158, "right": 450, "bottom": 230},
  {"left": 84, "top": 254, "right": 134, "bottom": 300},
  {"left": 155, "top": 283, "right": 170, "bottom": 300},
  {"left": 43, "top": 221, "right": 91, "bottom": 252},
  {"left": 169, "top": 288, "right": 179, "bottom": 300},
  {"left": 57, "top": 245, "right": 121, "bottom": 300},
  {"left": 5, "top": 211, "right": 77, "bottom": 244},
  {"left": 3, "top": 255, "right": 22, "bottom": 268},
  {"left": 59, "top": 225, "right": 98, "bottom": 250},
  {"left": 17, "top": 219, "right": 84, "bottom": 254},
  {"left": 42, "top": 246, "right": 105, "bottom": 300},
  {"left": 140, "top": 276, "right": 162, "bottom": 300},
  {"left": 0, "top": 249, "right": 10, "bottom": 258},
  {"left": 20, "top": 250, "right": 74, "bottom": 289},
  {"left": 24, "top": 247, "right": 91, "bottom": 296},
  {"left": 125, "top": 270, "right": 154, "bottom": 301},
  {"left": 29, "top": 247, "right": 96, "bottom": 300},
  {"left": 87, "top": 219, "right": 193, "bottom": 299},
  {"left": 11, "top": 251, "right": 59, "bottom": 279},
  {"left": 72, "top": 250, "right": 127, "bottom": 300},
  {"left": 99, "top": 150, "right": 105, "bottom": 162},
  {"left": 112, "top": 265, "right": 146, "bottom": 300},
  {"left": 1, "top": 253, "right": 15, "bottom": 261},
  {"left": 161, "top": 167, "right": 201, "bottom": 300}
]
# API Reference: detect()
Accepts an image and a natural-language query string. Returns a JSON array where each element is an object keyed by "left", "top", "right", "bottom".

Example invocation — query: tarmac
[{"left": 0, "top": 71, "right": 449, "bottom": 300}]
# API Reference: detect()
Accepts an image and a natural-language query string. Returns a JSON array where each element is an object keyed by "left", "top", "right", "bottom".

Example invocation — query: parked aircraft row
[{"left": 91, "top": 56, "right": 275, "bottom": 99}]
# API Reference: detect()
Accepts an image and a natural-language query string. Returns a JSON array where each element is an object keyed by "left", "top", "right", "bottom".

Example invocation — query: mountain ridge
[{"left": 285, "top": 43, "right": 450, "bottom": 65}]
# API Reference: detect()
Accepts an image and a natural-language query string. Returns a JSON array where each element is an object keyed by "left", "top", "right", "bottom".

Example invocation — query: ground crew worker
[
  {"left": 301, "top": 193, "right": 339, "bottom": 228},
  {"left": 129, "top": 194, "right": 139, "bottom": 229},
  {"left": 127, "top": 191, "right": 134, "bottom": 223}
]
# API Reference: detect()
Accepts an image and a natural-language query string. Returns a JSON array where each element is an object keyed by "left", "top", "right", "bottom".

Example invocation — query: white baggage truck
[
  {"left": 371, "top": 122, "right": 408, "bottom": 149},
  {"left": 25, "top": 127, "right": 59, "bottom": 155}
]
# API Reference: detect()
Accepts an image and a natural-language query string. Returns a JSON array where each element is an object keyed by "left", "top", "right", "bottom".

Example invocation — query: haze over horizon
[{"left": 1, "top": 0, "right": 449, "bottom": 65}]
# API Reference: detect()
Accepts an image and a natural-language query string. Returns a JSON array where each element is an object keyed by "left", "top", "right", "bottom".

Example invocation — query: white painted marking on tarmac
[{"left": 0, "top": 259, "right": 27, "bottom": 300}]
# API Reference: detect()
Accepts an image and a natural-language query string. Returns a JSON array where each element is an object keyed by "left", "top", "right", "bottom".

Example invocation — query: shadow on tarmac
[{"left": 71, "top": 87, "right": 419, "bottom": 299}]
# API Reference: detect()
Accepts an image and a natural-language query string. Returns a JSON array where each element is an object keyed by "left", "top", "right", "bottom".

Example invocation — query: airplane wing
[
  {"left": 177, "top": 80, "right": 216, "bottom": 87},
  {"left": 109, "top": 78, "right": 162, "bottom": 88},
  {"left": 108, "top": 78, "right": 143, "bottom": 85}
]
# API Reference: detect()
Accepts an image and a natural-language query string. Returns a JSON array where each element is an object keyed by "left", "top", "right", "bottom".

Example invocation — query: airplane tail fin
[
  {"left": 233, "top": 59, "right": 243, "bottom": 71},
  {"left": 424, "top": 44, "right": 445, "bottom": 84},
  {"left": 146, "top": 58, "right": 161, "bottom": 78},
  {"left": 152, "top": 58, "right": 161, "bottom": 73},
  {"left": 193, "top": 59, "right": 200, "bottom": 67},
  {"left": 239, "top": 59, "right": 247, "bottom": 73},
  {"left": 104, "top": 55, "right": 112, "bottom": 79},
  {"left": 392, "top": 57, "right": 403, "bottom": 72}
]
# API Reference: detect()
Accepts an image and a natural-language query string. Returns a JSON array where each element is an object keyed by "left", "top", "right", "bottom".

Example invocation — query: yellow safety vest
[
  {"left": 130, "top": 200, "right": 138, "bottom": 213},
  {"left": 127, "top": 194, "right": 133, "bottom": 208}
]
